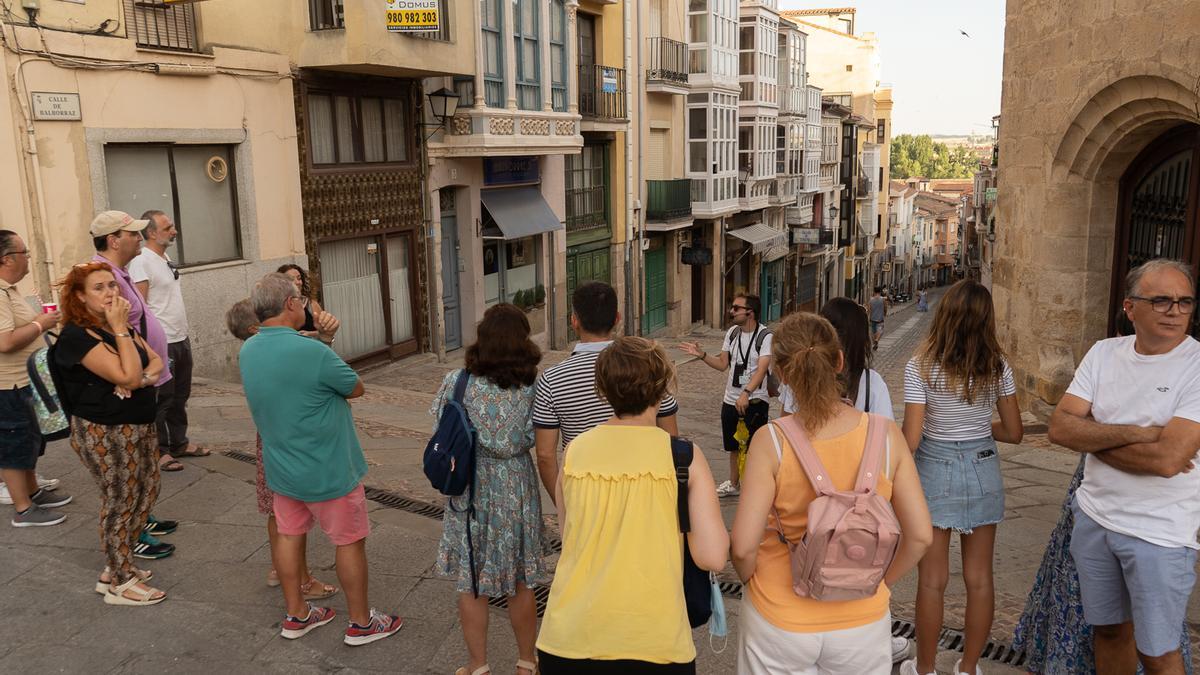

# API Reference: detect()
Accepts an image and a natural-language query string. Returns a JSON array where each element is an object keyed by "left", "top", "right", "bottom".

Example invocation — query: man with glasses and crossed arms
[
  {"left": 680, "top": 294, "right": 773, "bottom": 498},
  {"left": 130, "top": 210, "right": 210, "bottom": 468},
  {"left": 1049, "top": 259, "right": 1200, "bottom": 675}
]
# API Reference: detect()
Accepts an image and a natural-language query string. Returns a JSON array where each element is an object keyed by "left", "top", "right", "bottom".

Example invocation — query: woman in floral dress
[{"left": 431, "top": 304, "right": 549, "bottom": 675}]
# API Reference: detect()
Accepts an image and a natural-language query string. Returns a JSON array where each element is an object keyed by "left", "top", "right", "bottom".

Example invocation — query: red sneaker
[
  {"left": 280, "top": 604, "right": 336, "bottom": 639},
  {"left": 343, "top": 609, "right": 404, "bottom": 646}
]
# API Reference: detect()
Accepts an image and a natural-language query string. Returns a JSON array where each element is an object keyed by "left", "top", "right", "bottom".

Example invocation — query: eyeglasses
[
  {"left": 167, "top": 260, "right": 179, "bottom": 281},
  {"left": 730, "top": 304, "right": 748, "bottom": 312},
  {"left": 1129, "top": 295, "right": 1196, "bottom": 314},
  {"left": 2, "top": 250, "right": 30, "bottom": 259}
]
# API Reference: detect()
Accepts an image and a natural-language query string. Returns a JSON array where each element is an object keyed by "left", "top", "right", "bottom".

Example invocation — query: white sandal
[
  {"left": 454, "top": 666, "right": 490, "bottom": 675},
  {"left": 94, "top": 567, "right": 152, "bottom": 595},
  {"left": 103, "top": 576, "right": 166, "bottom": 606},
  {"left": 516, "top": 659, "right": 536, "bottom": 674}
]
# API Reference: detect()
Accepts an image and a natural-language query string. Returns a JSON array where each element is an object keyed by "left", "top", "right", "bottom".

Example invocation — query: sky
[{"left": 779, "top": 0, "right": 1006, "bottom": 137}]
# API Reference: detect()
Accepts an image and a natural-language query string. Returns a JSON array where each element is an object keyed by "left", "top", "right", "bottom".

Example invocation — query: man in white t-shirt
[
  {"left": 1049, "top": 258, "right": 1200, "bottom": 674},
  {"left": 680, "top": 293, "right": 772, "bottom": 497},
  {"left": 130, "top": 211, "right": 209, "bottom": 465}
]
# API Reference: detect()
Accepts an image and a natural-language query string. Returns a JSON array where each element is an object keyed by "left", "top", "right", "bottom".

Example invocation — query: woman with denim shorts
[{"left": 899, "top": 280, "right": 1025, "bottom": 675}]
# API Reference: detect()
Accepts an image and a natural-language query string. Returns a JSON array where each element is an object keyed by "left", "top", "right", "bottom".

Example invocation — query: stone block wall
[{"left": 994, "top": 0, "right": 1200, "bottom": 417}]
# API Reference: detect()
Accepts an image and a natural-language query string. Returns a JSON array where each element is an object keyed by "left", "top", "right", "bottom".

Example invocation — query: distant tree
[{"left": 890, "top": 134, "right": 978, "bottom": 179}]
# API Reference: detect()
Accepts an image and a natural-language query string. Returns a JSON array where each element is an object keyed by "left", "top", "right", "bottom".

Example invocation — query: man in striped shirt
[{"left": 533, "top": 282, "right": 679, "bottom": 499}]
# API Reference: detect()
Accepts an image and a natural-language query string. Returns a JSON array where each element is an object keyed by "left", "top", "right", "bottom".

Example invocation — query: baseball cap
[{"left": 89, "top": 210, "right": 149, "bottom": 238}]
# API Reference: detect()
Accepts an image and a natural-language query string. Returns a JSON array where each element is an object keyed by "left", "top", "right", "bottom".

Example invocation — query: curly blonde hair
[
  {"left": 595, "top": 336, "right": 676, "bottom": 417},
  {"left": 773, "top": 312, "right": 845, "bottom": 431}
]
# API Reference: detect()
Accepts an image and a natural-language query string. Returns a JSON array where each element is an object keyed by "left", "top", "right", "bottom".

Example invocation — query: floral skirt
[
  {"left": 1012, "top": 457, "right": 1193, "bottom": 674},
  {"left": 436, "top": 452, "right": 550, "bottom": 597}
]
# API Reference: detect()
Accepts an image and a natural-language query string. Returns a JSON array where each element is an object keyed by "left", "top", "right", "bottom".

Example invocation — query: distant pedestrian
[
  {"left": 224, "top": 298, "right": 338, "bottom": 602},
  {"left": 277, "top": 264, "right": 335, "bottom": 343},
  {"left": 780, "top": 297, "right": 894, "bottom": 421},
  {"left": 240, "top": 273, "right": 401, "bottom": 645},
  {"left": 536, "top": 336, "right": 727, "bottom": 674},
  {"left": 679, "top": 293, "right": 772, "bottom": 498},
  {"left": 129, "top": 211, "right": 210, "bottom": 464},
  {"left": 1046, "top": 259, "right": 1200, "bottom": 674},
  {"left": 868, "top": 286, "right": 887, "bottom": 350},
  {"left": 916, "top": 288, "right": 928, "bottom": 312},
  {"left": 533, "top": 281, "right": 678, "bottom": 500},
  {"left": 432, "top": 304, "right": 548, "bottom": 675},
  {"left": 90, "top": 211, "right": 177, "bottom": 556},
  {"left": 900, "top": 279, "right": 1024, "bottom": 675},
  {"left": 55, "top": 262, "right": 166, "bottom": 605},
  {"left": 0, "top": 229, "right": 68, "bottom": 527},
  {"left": 731, "top": 312, "right": 932, "bottom": 674}
]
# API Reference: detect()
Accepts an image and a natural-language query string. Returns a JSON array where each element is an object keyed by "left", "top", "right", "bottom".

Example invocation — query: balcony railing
[
  {"left": 646, "top": 37, "right": 688, "bottom": 86},
  {"left": 579, "top": 65, "right": 627, "bottom": 121},
  {"left": 126, "top": 0, "right": 199, "bottom": 52},
  {"left": 646, "top": 179, "right": 692, "bottom": 221}
]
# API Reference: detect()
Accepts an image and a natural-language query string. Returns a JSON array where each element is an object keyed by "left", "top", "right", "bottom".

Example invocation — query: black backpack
[
  {"left": 422, "top": 370, "right": 481, "bottom": 595},
  {"left": 670, "top": 436, "right": 714, "bottom": 628}
]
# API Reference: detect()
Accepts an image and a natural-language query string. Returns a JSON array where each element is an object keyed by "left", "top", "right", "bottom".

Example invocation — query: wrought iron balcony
[
  {"left": 646, "top": 179, "right": 692, "bottom": 222},
  {"left": 578, "top": 65, "right": 627, "bottom": 122},
  {"left": 646, "top": 37, "right": 688, "bottom": 92}
]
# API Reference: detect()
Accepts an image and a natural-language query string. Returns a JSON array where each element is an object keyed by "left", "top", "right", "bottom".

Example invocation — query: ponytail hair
[{"left": 773, "top": 312, "right": 844, "bottom": 432}]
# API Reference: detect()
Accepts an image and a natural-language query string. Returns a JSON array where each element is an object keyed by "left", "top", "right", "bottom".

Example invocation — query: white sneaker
[
  {"left": 899, "top": 659, "right": 935, "bottom": 675},
  {"left": 891, "top": 636, "right": 913, "bottom": 663},
  {"left": 0, "top": 475, "right": 58, "bottom": 504},
  {"left": 953, "top": 659, "right": 983, "bottom": 675},
  {"left": 716, "top": 480, "right": 740, "bottom": 497}
]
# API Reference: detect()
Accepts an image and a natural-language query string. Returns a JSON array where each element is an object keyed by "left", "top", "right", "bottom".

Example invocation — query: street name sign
[{"left": 31, "top": 92, "right": 81, "bottom": 121}]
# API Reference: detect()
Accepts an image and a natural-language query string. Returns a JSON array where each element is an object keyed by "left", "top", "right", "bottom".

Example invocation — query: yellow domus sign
[{"left": 386, "top": 0, "right": 440, "bottom": 32}]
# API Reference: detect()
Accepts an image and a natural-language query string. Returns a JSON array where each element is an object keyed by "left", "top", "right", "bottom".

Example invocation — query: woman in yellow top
[
  {"left": 536, "top": 336, "right": 728, "bottom": 674},
  {"left": 731, "top": 312, "right": 933, "bottom": 674}
]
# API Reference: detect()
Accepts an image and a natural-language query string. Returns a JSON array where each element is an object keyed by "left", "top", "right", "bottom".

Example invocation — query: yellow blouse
[{"left": 536, "top": 425, "right": 695, "bottom": 664}]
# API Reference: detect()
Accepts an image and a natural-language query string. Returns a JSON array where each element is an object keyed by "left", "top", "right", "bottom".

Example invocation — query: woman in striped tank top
[{"left": 900, "top": 280, "right": 1024, "bottom": 675}]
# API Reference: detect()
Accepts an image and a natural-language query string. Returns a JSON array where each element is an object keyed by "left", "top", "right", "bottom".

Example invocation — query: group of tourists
[{"left": 2, "top": 207, "right": 1197, "bottom": 674}]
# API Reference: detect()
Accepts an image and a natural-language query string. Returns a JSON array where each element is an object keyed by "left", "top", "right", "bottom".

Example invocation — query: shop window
[
  {"left": 307, "top": 93, "right": 409, "bottom": 166},
  {"left": 104, "top": 144, "right": 241, "bottom": 267}
]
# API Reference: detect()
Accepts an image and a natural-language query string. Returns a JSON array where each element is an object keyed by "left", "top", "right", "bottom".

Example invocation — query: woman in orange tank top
[{"left": 731, "top": 312, "right": 933, "bottom": 674}]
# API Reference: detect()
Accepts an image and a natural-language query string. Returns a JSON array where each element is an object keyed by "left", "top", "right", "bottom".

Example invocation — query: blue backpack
[
  {"left": 423, "top": 370, "right": 481, "bottom": 595},
  {"left": 26, "top": 333, "right": 70, "bottom": 442},
  {"left": 424, "top": 370, "right": 477, "bottom": 497}
]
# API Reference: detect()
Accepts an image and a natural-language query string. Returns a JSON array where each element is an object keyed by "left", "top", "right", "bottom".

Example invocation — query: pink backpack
[{"left": 767, "top": 414, "right": 900, "bottom": 601}]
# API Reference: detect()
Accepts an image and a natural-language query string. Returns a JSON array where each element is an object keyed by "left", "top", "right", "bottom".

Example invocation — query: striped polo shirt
[
  {"left": 533, "top": 341, "right": 679, "bottom": 449},
  {"left": 903, "top": 358, "right": 1016, "bottom": 441}
]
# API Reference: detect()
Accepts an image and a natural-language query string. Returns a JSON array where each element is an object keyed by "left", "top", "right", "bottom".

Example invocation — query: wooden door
[
  {"left": 1110, "top": 123, "right": 1200, "bottom": 336},
  {"left": 643, "top": 246, "right": 668, "bottom": 333}
]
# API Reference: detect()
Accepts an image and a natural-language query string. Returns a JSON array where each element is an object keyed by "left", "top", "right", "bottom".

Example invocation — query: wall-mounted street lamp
[{"left": 426, "top": 87, "right": 460, "bottom": 127}]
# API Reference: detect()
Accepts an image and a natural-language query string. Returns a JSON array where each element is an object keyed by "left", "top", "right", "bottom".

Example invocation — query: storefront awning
[
  {"left": 727, "top": 223, "right": 788, "bottom": 253},
  {"left": 762, "top": 245, "right": 789, "bottom": 263},
  {"left": 480, "top": 187, "right": 564, "bottom": 240}
]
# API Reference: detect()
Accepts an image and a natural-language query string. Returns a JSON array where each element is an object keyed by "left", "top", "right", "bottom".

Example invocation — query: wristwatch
[{"left": 321, "top": 336, "right": 336, "bottom": 345}]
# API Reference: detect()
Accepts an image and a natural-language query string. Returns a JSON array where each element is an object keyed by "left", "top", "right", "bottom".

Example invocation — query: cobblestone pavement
[{"left": 2, "top": 291, "right": 1196, "bottom": 672}]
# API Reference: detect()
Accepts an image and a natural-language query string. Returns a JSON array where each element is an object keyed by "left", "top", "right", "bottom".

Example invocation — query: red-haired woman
[
  {"left": 431, "top": 304, "right": 549, "bottom": 675},
  {"left": 55, "top": 262, "right": 166, "bottom": 606}
]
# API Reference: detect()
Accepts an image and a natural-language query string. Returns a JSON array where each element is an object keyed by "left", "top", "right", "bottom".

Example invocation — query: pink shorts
[{"left": 272, "top": 484, "right": 370, "bottom": 546}]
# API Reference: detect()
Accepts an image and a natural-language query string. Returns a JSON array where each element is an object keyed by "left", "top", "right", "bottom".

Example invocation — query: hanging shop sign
[
  {"left": 386, "top": 0, "right": 440, "bottom": 32},
  {"left": 31, "top": 92, "right": 81, "bottom": 121},
  {"left": 792, "top": 228, "right": 821, "bottom": 245}
]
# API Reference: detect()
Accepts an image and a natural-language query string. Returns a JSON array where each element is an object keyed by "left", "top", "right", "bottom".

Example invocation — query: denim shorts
[
  {"left": 914, "top": 436, "right": 1004, "bottom": 533},
  {"left": 1070, "top": 501, "right": 1197, "bottom": 657},
  {"left": 0, "top": 386, "right": 45, "bottom": 471}
]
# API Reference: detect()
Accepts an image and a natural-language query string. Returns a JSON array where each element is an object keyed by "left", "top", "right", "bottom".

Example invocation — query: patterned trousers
[{"left": 69, "top": 418, "right": 160, "bottom": 585}]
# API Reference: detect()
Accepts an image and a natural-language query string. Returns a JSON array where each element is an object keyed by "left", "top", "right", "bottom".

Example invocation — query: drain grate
[{"left": 223, "top": 450, "right": 1027, "bottom": 664}]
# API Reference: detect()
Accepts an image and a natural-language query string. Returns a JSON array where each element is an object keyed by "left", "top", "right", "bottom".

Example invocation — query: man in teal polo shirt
[{"left": 240, "top": 272, "right": 402, "bottom": 646}]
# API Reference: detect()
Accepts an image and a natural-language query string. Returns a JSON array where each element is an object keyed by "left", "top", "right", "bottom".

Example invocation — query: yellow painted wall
[
  {"left": 580, "top": 0, "right": 629, "bottom": 246},
  {"left": 199, "top": 0, "right": 474, "bottom": 77}
]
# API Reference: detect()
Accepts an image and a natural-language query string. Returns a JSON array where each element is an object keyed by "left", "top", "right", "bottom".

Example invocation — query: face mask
[{"left": 708, "top": 573, "right": 729, "bottom": 651}]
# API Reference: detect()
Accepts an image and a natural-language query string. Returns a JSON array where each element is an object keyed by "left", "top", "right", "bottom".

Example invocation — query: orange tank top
[{"left": 746, "top": 413, "right": 894, "bottom": 632}]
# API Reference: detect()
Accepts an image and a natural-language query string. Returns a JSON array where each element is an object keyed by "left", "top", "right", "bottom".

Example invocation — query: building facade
[
  {"left": 995, "top": 0, "right": 1200, "bottom": 416},
  {"left": 0, "top": 0, "right": 306, "bottom": 381}
]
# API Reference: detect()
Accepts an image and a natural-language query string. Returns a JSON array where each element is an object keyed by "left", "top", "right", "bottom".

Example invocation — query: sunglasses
[
  {"left": 730, "top": 304, "right": 748, "bottom": 311},
  {"left": 167, "top": 260, "right": 179, "bottom": 281}
]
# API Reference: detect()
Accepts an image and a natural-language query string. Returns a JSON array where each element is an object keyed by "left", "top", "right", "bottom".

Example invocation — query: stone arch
[{"left": 1052, "top": 73, "right": 1200, "bottom": 182}]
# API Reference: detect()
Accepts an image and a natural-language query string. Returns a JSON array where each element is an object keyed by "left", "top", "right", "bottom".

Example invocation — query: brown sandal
[{"left": 300, "top": 575, "right": 338, "bottom": 600}]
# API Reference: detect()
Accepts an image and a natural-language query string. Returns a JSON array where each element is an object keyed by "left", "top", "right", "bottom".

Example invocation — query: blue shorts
[
  {"left": 0, "top": 386, "right": 45, "bottom": 471},
  {"left": 914, "top": 436, "right": 1004, "bottom": 533},
  {"left": 1069, "top": 502, "right": 1196, "bottom": 657}
]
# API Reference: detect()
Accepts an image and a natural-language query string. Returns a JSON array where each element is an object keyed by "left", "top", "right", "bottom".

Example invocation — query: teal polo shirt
[{"left": 239, "top": 326, "right": 366, "bottom": 502}]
